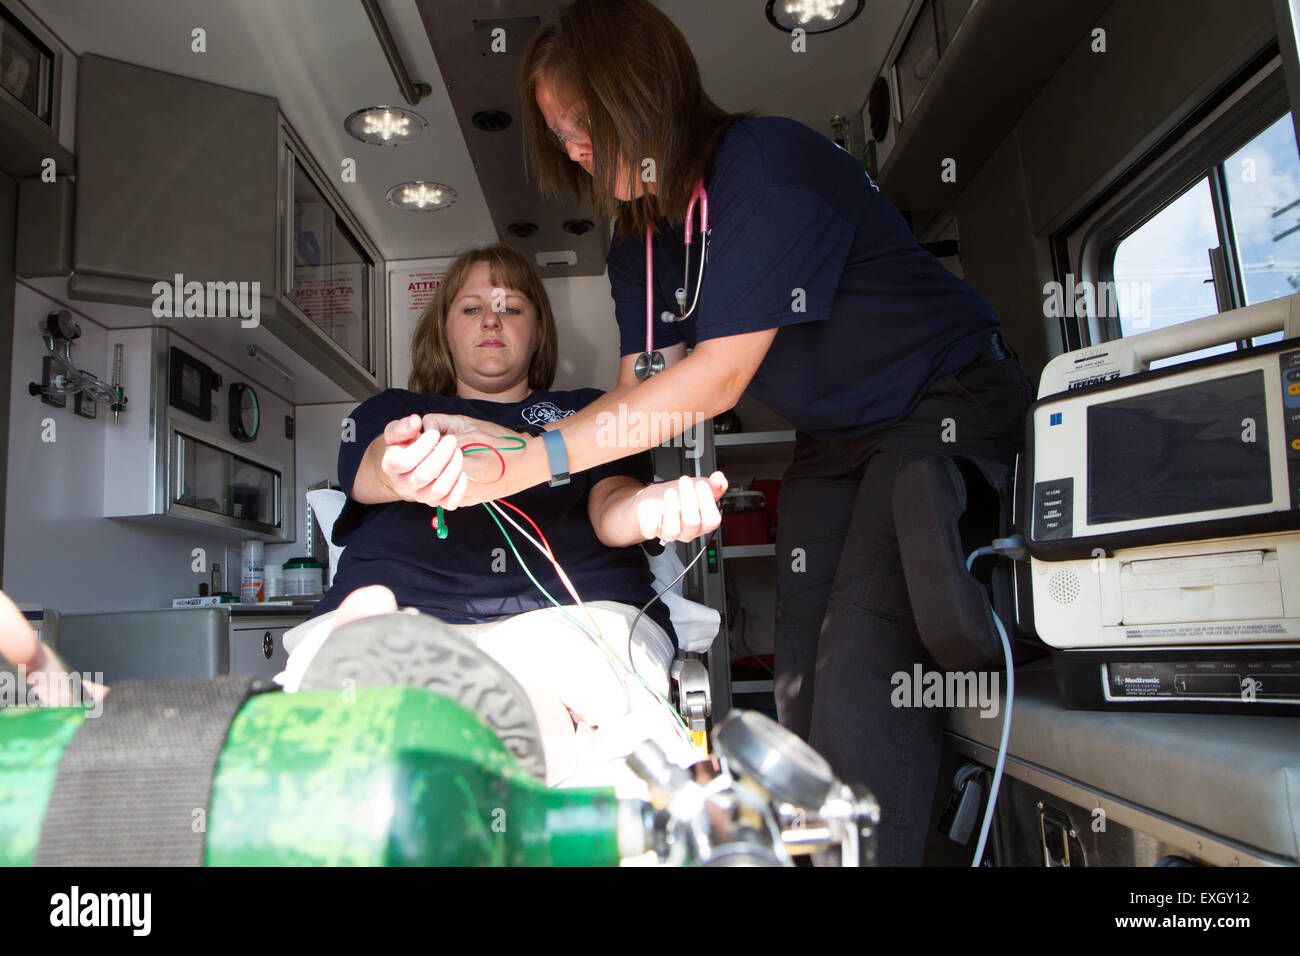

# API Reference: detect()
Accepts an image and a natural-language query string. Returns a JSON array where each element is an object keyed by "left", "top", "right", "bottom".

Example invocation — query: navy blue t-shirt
[
  {"left": 607, "top": 116, "right": 999, "bottom": 440},
  {"left": 308, "top": 387, "right": 676, "bottom": 646}
]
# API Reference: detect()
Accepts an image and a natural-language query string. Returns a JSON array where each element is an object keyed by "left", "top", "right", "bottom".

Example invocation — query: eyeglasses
[{"left": 545, "top": 108, "right": 590, "bottom": 153}]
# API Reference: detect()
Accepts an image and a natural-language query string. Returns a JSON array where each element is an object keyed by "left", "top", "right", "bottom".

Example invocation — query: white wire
[
  {"left": 965, "top": 545, "right": 1014, "bottom": 867},
  {"left": 484, "top": 500, "right": 602, "bottom": 637},
  {"left": 675, "top": 230, "right": 709, "bottom": 323},
  {"left": 485, "top": 499, "right": 690, "bottom": 738},
  {"left": 484, "top": 501, "right": 631, "bottom": 706}
]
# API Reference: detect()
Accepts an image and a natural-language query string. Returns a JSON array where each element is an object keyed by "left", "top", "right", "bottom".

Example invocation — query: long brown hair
[
  {"left": 408, "top": 244, "right": 558, "bottom": 396},
  {"left": 519, "top": 0, "right": 750, "bottom": 241}
]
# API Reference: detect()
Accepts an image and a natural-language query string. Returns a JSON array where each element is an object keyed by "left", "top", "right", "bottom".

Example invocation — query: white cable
[
  {"left": 677, "top": 231, "right": 709, "bottom": 322},
  {"left": 965, "top": 544, "right": 1014, "bottom": 866},
  {"left": 485, "top": 500, "right": 687, "bottom": 729},
  {"left": 486, "top": 500, "right": 601, "bottom": 636}
]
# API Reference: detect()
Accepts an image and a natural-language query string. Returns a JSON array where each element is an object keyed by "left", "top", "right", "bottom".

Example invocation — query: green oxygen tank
[{"left": 0, "top": 687, "right": 640, "bottom": 866}]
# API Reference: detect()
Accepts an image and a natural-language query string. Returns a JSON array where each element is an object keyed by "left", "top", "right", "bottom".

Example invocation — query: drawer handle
[{"left": 262, "top": 631, "right": 273, "bottom": 660}]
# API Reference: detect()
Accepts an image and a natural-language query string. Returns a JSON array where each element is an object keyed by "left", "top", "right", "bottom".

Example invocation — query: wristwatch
[{"left": 541, "top": 429, "right": 570, "bottom": 487}]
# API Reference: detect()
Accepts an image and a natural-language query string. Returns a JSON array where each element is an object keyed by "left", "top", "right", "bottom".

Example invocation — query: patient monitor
[{"left": 1026, "top": 294, "right": 1300, "bottom": 711}]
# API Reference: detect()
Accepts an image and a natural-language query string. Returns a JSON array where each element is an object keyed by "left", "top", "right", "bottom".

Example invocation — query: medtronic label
[{"left": 1106, "top": 660, "right": 1300, "bottom": 701}]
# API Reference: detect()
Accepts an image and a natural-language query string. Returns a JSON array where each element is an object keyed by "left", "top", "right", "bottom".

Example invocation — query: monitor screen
[{"left": 1087, "top": 370, "right": 1272, "bottom": 525}]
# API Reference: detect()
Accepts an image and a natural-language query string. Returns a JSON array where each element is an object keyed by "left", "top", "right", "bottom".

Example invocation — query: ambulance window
[
  {"left": 1112, "top": 179, "right": 1238, "bottom": 370},
  {"left": 1112, "top": 178, "right": 1222, "bottom": 339},
  {"left": 1221, "top": 113, "right": 1300, "bottom": 345},
  {"left": 1062, "top": 54, "right": 1293, "bottom": 364}
]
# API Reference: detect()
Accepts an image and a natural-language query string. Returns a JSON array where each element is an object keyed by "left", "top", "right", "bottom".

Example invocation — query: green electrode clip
[{"left": 432, "top": 436, "right": 528, "bottom": 539}]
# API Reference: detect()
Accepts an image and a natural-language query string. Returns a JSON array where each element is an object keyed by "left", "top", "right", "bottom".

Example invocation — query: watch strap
[{"left": 541, "top": 429, "right": 570, "bottom": 487}]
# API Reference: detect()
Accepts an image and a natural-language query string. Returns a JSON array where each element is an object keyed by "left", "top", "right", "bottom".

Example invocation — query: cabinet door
[
  {"left": 283, "top": 147, "right": 377, "bottom": 376},
  {"left": 229, "top": 624, "right": 293, "bottom": 679},
  {"left": 74, "top": 54, "right": 278, "bottom": 292}
]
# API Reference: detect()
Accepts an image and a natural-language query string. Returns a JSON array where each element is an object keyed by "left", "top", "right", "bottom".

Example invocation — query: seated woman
[
  {"left": 277, "top": 243, "right": 727, "bottom": 786},
  {"left": 2, "top": 244, "right": 724, "bottom": 791}
]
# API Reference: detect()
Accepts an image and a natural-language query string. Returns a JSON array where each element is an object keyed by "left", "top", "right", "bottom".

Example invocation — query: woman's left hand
[
  {"left": 418, "top": 412, "right": 523, "bottom": 507},
  {"left": 632, "top": 473, "right": 728, "bottom": 543}
]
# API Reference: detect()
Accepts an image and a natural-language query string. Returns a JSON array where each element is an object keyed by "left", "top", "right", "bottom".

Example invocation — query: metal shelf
[
  {"left": 713, "top": 430, "right": 796, "bottom": 447},
  {"left": 722, "top": 543, "right": 776, "bottom": 559}
]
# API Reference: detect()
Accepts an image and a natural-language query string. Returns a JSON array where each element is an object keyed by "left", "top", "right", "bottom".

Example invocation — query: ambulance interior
[{"left": 0, "top": 0, "right": 1298, "bottom": 867}]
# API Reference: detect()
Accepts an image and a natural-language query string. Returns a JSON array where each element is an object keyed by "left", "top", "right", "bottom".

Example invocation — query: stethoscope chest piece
[{"left": 635, "top": 350, "right": 666, "bottom": 380}]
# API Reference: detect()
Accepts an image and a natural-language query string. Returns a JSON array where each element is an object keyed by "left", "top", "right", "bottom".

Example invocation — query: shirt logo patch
[{"left": 521, "top": 402, "right": 575, "bottom": 426}]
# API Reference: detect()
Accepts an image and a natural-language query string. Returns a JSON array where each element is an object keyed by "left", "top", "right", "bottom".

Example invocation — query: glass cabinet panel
[
  {"left": 287, "top": 156, "right": 373, "bottom": 372},
  {"left": 173, "top": 432, "right": 281, "bottom": 531}
]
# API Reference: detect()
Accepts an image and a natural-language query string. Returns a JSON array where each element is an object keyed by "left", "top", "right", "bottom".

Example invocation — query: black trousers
[{"left": 773, "top": 351, "right": 1033, "bottom": 866}]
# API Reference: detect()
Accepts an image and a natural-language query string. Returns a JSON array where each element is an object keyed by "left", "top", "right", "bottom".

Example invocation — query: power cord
[
  {"left": 627, "top": 534, "right": 713, "bottom": 663},
  {"left": 965, "top": 534, "right": 1025, "bottom": 867}
]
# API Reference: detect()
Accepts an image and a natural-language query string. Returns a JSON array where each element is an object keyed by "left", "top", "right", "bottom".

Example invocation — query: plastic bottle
[{"left": 240, "top": 540, "right": 264, "bottom": 603}]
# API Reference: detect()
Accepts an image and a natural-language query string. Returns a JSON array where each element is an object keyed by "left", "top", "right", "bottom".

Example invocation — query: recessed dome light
[
  {"left": 386, "top": 181, "right": 457, "bottom": 211},
  {"left": 765, "top": 0, "right": 864, "bottom": 34},
  {"left": 345, "top": 106, "right": 427, "bottom": 145}
]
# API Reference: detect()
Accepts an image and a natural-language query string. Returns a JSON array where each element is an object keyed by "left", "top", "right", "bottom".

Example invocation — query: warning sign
[{"left": 388, "top": 258, "right": 455, "bottom": 389}]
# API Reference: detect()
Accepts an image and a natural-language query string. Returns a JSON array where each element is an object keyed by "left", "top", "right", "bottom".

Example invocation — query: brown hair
[
  {"left": 519, "top": 0, "right": 750, "bottom": 241},
  {"left": 408, "top": 244, "right": 558, "bottom": 395}
]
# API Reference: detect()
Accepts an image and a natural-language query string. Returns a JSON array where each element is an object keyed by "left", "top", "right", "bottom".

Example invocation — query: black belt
[{"left": 968, "top": 331, "right": 1017, "bottom": 368}]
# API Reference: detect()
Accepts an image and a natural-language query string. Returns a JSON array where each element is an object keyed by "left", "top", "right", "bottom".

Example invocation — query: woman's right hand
[{"left": 375, "top": 414, "right": 471, "bottom": 509}]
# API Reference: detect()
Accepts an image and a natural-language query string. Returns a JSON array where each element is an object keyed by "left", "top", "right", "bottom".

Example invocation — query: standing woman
[{"left": 427, "top": 0, "right": 1033, "bottom": 864}]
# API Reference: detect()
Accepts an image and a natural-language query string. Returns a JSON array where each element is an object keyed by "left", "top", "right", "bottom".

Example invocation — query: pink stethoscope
[{"left": 634, "top": 180, "right": 710, "bottom": 380}]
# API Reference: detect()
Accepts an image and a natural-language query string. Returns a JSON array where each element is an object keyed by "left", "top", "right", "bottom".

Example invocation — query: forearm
[
  {"left": 499, "top": 353, "right": 740, "bottom": 498},
  {"left": 350, "top": 435, "right": 398, "bottom": 504},
  {"left": 591, "top": 483, "right": 651, "bottom": 548}
]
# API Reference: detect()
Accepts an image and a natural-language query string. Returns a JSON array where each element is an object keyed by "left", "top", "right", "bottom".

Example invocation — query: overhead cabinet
[{"left": 67, "top": 54, "right": 382, "bottom": 398}]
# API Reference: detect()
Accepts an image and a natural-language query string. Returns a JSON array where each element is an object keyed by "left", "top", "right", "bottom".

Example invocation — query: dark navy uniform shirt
[
  {"left": 607, "top": 116, "right": 999, "bottom": 440},
  {"left": 308, "top": 387, "right": 676, "bottom": 646}
]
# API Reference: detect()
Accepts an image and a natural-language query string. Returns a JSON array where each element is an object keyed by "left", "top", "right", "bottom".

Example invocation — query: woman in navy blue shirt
[{"left": 422, "top": 0, "right": 1033, "bottom": 863}]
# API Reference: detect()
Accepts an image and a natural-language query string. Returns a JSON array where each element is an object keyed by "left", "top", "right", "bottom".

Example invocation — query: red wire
[
  {"left": 496, "top": 497, "right": 554, "bottom": 557},
  {"left": 459, "top": 442, "right": 506, "bottom": 483}
]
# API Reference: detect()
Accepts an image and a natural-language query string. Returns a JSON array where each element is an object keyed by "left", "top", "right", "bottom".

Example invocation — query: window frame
[{"left": 1055, "top": 49, "right": 1290, "bottom": 349}]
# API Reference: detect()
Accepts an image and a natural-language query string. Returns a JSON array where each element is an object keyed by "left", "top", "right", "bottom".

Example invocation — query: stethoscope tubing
[{"left": 637, "top": 182, "right": 710, "bottom": 380}]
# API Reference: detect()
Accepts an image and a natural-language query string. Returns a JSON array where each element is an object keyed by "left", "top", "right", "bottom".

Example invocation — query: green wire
[
  {"left": 429, "top": 435, "right": 692, "bottom": 736},
  {"left": 433, "top": 437, "right": 528, "bottom": 539},
  {"left": 481, "top": 502, "right": 691, "bottom": 736}
]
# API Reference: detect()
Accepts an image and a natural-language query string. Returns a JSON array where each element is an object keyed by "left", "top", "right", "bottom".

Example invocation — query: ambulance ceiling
[{"left": 18, "top": 0, "right": 907, "bottom": 269}]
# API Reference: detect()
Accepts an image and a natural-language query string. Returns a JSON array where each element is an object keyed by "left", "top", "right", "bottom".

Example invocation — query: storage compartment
[
  {"left": 169, "top": 429, "right": 283, "bottom": 537},
  {"left": 62, "top": 54, "right": 383, "bottom": 399},
  {"left": 103, "top": 328, "right": 294, "bottom": 542},
  {"left": 56, "top": 609, "right": 303, "bottom": 682},
  {"left": 229, "top": 622, "right": 292, "bottom": 679},
  {"left": 938, "top": 665, "right": 1300, "bottom": 865},
  {"left": 1119, "top": 549, "right": 1284, "bottom": 624}
]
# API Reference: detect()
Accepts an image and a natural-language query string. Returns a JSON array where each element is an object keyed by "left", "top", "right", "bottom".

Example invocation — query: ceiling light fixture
[
  {"left": 765, "top": 0, "right": 864, "bottom": 34},
  {"left": 386, "top": 181, "right": 457, "bottom": 211},
  {"left": 344, "top": 106, "right": 427, "bottom": 145}
]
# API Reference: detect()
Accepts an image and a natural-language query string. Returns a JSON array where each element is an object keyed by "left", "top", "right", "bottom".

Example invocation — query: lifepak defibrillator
[{"left": 1024, "top": 294, "right": 1300, "bottom": 713}]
